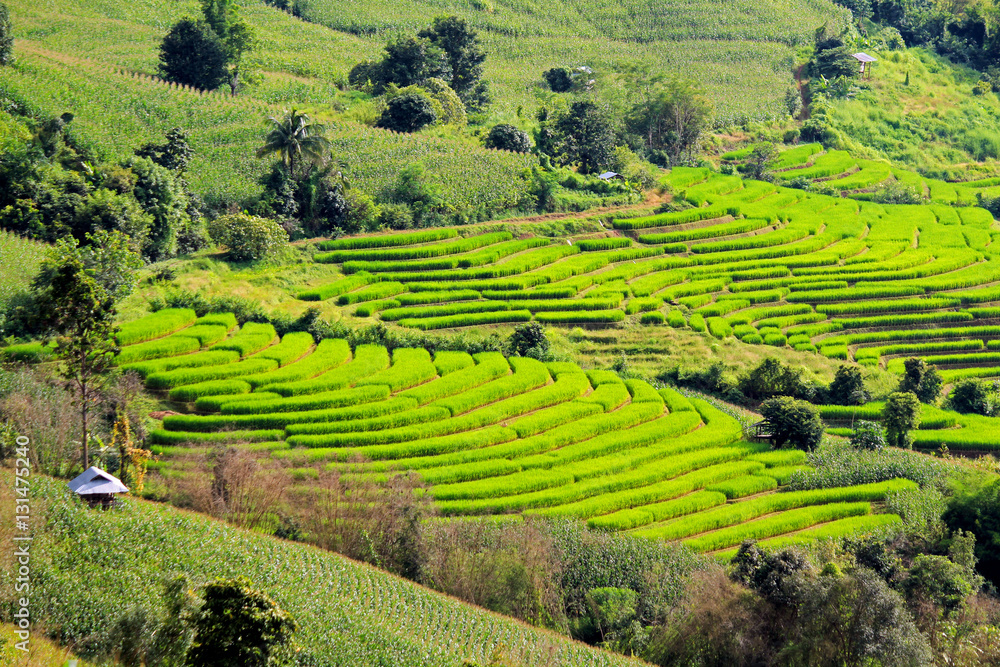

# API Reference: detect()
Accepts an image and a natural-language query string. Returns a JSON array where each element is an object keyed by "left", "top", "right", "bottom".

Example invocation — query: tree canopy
[
  {"left": 0, "top": 1, "right": 13, "bottom": 67},
  {"left": 158, "top": 18, "right": 229, "bottom": 91},
  {"left": 256, "top": 109, "right": 331, "bottom": 180}
]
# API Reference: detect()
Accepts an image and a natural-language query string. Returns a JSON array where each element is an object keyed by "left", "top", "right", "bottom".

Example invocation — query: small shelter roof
[
  {"left": 853, "top": 52, "right": 877, "bottom": 63},
  {"left": 597, "top": 171, "right": 622, "bottom": 180},
  {"left": 68, "top": 466, "right": 128, "bottom": 496}
]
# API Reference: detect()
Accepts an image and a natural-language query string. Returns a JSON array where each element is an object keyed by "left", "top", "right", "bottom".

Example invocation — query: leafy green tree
[
  {"left": 849, "top": 420, "right": 886, "bottom": 451},
  {"left": 828, "top": 364, "right": 869, "bottom": 405},
  {"left": 789, "top": 567, "right": 931, "bottom": 665},
  {"left": 201, "top": 0, "right": 256, "bottom": 96},
  {"left": 739, "top": 358, "right": 809, "bottom": 401},
  {"left": 947, "top": 378, "right": 995, "bottom": 415},
  {"left": 208, "top": 213, "right": 288, "bottom": 261},
  {"left": 0, "top": 1, "right": 13, "bottom": 66},
  {"left": 624, "top": 80, "right": 711, "bottom": 166},
  {"left": 136, "top": 127, "right": 194, "bottom": 173},
  {"left": 882, "top": 391, "right": 921, "bottom": 449},
  {"left": 552, "top": 100, "right": 616, "bottom": 174},
  {"left": 158, "top": 18, "right": 229, "bottom": 91},
  {"left": 585, "top": 588, "right": 648, "bottom": 655},
  {"left": 418, "top": 16, "right": 486, "bottom": 100},
  {"left": 74, "top": 189, "right": 154, "bottom": 248},
  {"left": 543, "top": 67, "right": 574, "bottom": 92},
  {"left": 377, "top": 92, "right": 438, "bottom": 133},
  {"left": 380, "top": 36, "right": 451, "bottom": 89},
  {"left": 945, "top": 479, "right": 1000, "bottom": 587},
  {"left": 898, "top": 357, "right": 942, "bottom": 404},
  {"left": 508, "top": 322, "right": 549, "bottom": 358},
  {"left": 812, "top": 34, "right": 858, "bottom": 79},
  {"left": 744, "top": 142, "right": 777, "bottom": 181},
  {"left": 33, "top": 232, "right": 141, "bottom": 469},
  {"left": 484, "top": 124, "right": 531, "bottom": 153},
  {"left": 256, "top": 109, "right": 331, "bottom": 181},
  {"left": 759, "top": 396, "right": 825, "bottom": 451},
  {"left": 904, "top": 555, "right": 974, "bottom": 615},
  {"left": 186, "top": 577, "right": 297, "bottom": 667},
  {"left": 125, "top": 156, "right": 198, "bottom": 260}
]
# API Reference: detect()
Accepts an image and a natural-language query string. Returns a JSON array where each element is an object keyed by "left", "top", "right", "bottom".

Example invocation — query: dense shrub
[
  {"left": 208, "top": 213, "right": 288, "bottom": 261},
  {"left": 485, "top": 124, "right": 532, "bottom": 153},
  {"left": 759, "top": 396, "right": 825, "bottom": 451},
  {"left": 377, "top": 93, "right": 438, "bottom": 133}
]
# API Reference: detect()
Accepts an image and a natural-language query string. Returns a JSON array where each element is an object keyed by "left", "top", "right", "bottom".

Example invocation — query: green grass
[
  {"left": 9, "top": 473, "right": 643, "bottom": 667},
  {"left": 114, "top": 309, "right": 907, "bottom": 553},
  {"left": 0, "top": 228, "right": 46, "bottom": 315},
  {"left": 1, "top": 0, "right": 851, "bottom": 209}
]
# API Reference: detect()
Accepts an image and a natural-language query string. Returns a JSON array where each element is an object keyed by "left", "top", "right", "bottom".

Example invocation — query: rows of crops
[
  {"left": 726, "top": 142, "right": 1000, "bottom": 205},
  {"left": 119, "top": 310, "right": 909, "bottom": 552},
  {"left": 295, "top": 158, "right": 1000, "bottom": 381}
]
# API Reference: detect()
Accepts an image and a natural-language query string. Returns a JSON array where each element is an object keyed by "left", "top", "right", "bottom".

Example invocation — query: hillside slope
[
  {"left": 2, "top": 472, "right": 642, "bottom": 667},
  {"left": 0, "top": 0, "right": 848, "bottom": 205}
]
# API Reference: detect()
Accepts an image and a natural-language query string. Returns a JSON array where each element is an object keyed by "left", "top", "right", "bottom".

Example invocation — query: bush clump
[{"left": 208, "top": 213, "right": 288, "bottom": 262}]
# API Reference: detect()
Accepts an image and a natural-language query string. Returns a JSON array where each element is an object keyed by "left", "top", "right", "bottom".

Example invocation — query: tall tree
[
  {"left": 552, "top": 100, "right": 616, "bottom": 174},
  {"left": 624, "top": 79, "right": 711, "bottom": 165},
  {"left": 418, "top": 16, "right": 486, "bottom": 99},
  {"left": 0, "top": 1, "right": 13, "bottom": 67},
  {"left": 883, "top": 391, "right": 922, "bottom": 449},
  {"left": 158, "top": 18, "right": 229, "bottom": 91},
  {"left": 200, "top": 0, "right": 256, "bottom": 96},
  {"left": 256, "top": 109, "right": 331, "bottom": 180},
  {"left": 187, "top": 577, "right": 297, "bottom": 667},
  {"left": 33, "top": 231, "right": 141, "bottom": 469}
]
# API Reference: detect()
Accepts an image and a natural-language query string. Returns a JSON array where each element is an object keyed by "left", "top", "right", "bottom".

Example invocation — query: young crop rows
[
  {"left": 294, "top": 154, "right": 1000, "bottom": 390},
  {"left": 117, "top": 309, "right": 911, "bottom": 553}
]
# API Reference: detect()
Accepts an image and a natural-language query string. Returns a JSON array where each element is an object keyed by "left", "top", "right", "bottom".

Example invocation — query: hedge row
[
  {"left": 260, "top": 344, "right": 387, "bottom": 396},
  {"left": 117, "top": 308, "right": 197, "bottom": 346},
  {"left": 337, "top": 282, "right": 407, "bottom": 306},
  {"left": 576, "top": 238, "right": 632, "bottom": 251},
  {"left": 398, "top": 310, "right": 533, "bottom": 331},
  {"left": 381, "top": 301, "right": 510, "bottom": 322},
  {"left": 210, "top": 322, "right": 277, "bottom": 357},
  {"left": 146, "top": 356, "right": 279, "bottom": 389},
  {"left": 220, "top": 384, "right": 391, "bottom": 415},
  {"left": 396, "top": 289, "right": 481, "bottom": 306},
  {"left": 315, "top": 231, "right": 511, "bottom": 263},
  {"left": 357, "top": 347, "right": 438, "bottom": 392},
  {"left": 534, "top": 310, "right": 625, "bottom": 324},
  {"left": 434, "top": 351, "right": 475, "bottom": 376},
  {"left": 683, "top": 502, "right": 872, "bottom": 552},
  {"left": 613, "top": 204, "right": 739, "bottom": 231},
  {"left": 251, "top": 338, "right": 352, "bottom": 390},
  {"left": 635, "top": 479, "right": 915, "bottom": 541},
  {"left": 316, "top": 228, "right": 458, "bottom": 251},
  {"left": 399, "top": 352, "right": 510, "bottom": 406},
  {"left": 362, "top": 400, "right": 663, "bottom": 478},
  {"left": 354, "top": 300, "right": 401, "bottom": 317},
  {"left": 168, "top": 380, "right": 251, "bottom": 403},
  {"left": 706, "top": 474, "right": 778, "bottom": 499},
  {"left": 122, "top": 350, "right": 240, "bottom": 378},
  {"left": 165, "top": 395, "right": 420, "bottom": 432},
  {"left": 296, "top": 273, "right": 371, "bottom": 301},
  {"left": 117, "top": 336, "right": 201, "bottom": 365},
  {"left": 194, "top": 391, "right": 283, "bottom": 413}
]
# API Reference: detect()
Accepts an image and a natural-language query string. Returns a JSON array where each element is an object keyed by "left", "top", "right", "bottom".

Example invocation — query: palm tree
[{"left": 256, "top": 108, "right": 331, "bottom": 180}]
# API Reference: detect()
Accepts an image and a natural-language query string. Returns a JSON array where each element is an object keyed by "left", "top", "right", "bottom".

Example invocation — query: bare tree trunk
[
  {"left": 81, "top": 379, "right": 89, "bottom": 470},
  {"left": 229, "top": 68, "right": 239, "bottom": 97}
]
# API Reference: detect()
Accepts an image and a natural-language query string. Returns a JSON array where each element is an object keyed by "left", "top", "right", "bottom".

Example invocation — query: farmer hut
[
  {"left": 68, "top": 466, "right": 128, "bottom": 508},
  {"left": 852, "top": 53, "right": 877, "bottom": 79}
]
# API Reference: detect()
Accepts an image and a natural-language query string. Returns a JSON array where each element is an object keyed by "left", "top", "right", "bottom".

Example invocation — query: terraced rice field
[
  {"left": 116, "top": 309, "right": 911, "bottom": 554},
  {"left": 292, "top": 153, "right": 1000, "bottom": 389}
]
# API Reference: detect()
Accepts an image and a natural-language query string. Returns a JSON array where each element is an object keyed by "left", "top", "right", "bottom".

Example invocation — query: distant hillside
[
  {"left": 4, "top": 473, "right": 642, "bottom": 667},
  {"left": 0, "top": 0, "right": 849, "bottom": 206}
]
